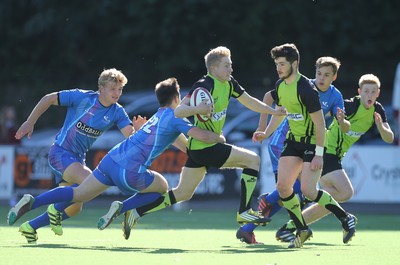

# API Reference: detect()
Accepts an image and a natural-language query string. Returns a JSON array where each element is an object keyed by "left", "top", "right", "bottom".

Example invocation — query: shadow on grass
[
  {"left": 1, "top": 206, "right": 400, "bottom": 231},
  {"left": 2, "top": 241, "right": 342, "bottom": 254}
]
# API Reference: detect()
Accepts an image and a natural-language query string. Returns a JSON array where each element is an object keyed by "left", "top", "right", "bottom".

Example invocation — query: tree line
[{"left": 1, "top": 0, "right": 399, "bottom": 128}]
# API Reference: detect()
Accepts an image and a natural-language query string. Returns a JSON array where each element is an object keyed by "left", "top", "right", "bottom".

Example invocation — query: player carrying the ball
[
  {"left": 102, "top": 46, "right": 287, "bottom": 240},
  {"left": 7, "top": 77, "right": 226, "bottom": 244}
]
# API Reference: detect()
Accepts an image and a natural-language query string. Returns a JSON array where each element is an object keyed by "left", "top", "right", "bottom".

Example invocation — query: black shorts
[
  {"left": 321, "top": 153, "right": 342, "bottom": 176},
  {"left": 281, "top": 140, "right": 322, "bottom": 163},
  {"left": 185, "top": 143, "right": 232, "bottom": 168}
]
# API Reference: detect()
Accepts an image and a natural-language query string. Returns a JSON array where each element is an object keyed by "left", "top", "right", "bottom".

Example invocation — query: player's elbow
[{"left": 174, "top": 106, "right": 187, "bottom": 118}]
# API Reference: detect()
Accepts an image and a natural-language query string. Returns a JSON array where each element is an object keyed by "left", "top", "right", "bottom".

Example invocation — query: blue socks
[
  {"left": 120, "top": 192, "right": 162, "bottom": 214},
  {"left": 32, "top": 186, "right": 74, "bottom": 209},
  {"left": 29, "top": 211, "right": 70, "bottom": 230},
  {"left": 28, "top": 184, "right": 77, "bottom": 230}
]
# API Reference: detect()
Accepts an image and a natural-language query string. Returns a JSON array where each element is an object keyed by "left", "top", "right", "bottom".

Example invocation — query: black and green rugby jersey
[
  {"left": 270, "top": 74, "right": 321, "bottom": 144},
  {"left": 187, "top": 74, "right": 245, "bottom": 150},
  {"left": 326, "top": 96, "right": 387, "bottom": 158}
]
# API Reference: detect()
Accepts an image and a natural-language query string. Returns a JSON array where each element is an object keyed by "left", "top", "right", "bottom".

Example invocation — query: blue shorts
[
  {"left": 48, "top": 144, "right": 85, "bottom": 184},
  {"left": 93, "top": 154, "right": 155, "bottom": 195},
  {"left": 268, "top": 144, "right": 283, "bottom": 174}
]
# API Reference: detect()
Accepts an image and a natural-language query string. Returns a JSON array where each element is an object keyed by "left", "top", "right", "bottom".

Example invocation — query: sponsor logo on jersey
[
  {"left": 103, "top": 116, "right": 110, "bottom": 123},
  {"left": 76, "top": 121, "right": 103, "bottom": 137},
  {"left": 321, "top": 101, "right": 329, "bottom": 108},
  {"left": 211, "top": 109, "right": 227, "bottom": 121},
  {"left": 346, "top": 130, "right": 364, "bottom": 138},
  {"left": 287, "top": 113, "right": 304, "bottom": 121}
]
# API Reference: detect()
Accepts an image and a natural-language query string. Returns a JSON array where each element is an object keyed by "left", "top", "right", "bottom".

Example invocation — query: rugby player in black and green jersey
[
  {"left": 119, "top": 46, "right": 287, "bottom": 239},
  {"left": 276, "top": 73, "right": 394, "bottom": 245},
  {"left": 319, "top": 75, "right": 394, "bottom": 231},
  {"left": 259, "top": 43, "right": 356, "bottom": 248}
]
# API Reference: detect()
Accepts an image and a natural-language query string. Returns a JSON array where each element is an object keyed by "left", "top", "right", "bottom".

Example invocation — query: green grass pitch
[{"left": 1, "top": 203, "right": 399, "bottom": 265}]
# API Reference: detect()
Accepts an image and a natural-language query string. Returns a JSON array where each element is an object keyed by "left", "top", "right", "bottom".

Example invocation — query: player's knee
[
  {"left": 153, "top": 178, "right": 169, "bottom": 193},
  {"left": 338, "top": 188, "right": 354, "bottom": 202},
  {"left": 276, "top": 182, "right": 291, "bottom": 197},
  {"left": 324, "top": 183, "right": 354, "bottom": 202},
  {"left": 300, "top": 186, "right": 318, "bottom": 201},
  {"left": 302, "top": 191, "right": 317, "bottom": 201},
  {"left": 253, "top": 154, "right": 261, "bottom": 168}
]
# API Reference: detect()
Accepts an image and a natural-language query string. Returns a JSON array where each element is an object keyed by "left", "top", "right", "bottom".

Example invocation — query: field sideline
[{"left": 1, "top": 202, "right": 399, "bottom": 265}]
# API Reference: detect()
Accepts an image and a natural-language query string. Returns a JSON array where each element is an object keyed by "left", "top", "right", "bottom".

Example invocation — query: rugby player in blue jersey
[
  {"left": 10, "top": 68, "right": 144, "bottom": 243},
  {"left": 236, "top": 56, "right": 345, "bottom": 244},
  {"left": 8, "top": 77, "right": 226, "bottom": 243}
]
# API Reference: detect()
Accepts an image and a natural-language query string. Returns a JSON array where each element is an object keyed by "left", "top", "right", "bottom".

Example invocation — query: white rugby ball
[{"left": 189, "top": 87, "right": 213, "bottom": 122}]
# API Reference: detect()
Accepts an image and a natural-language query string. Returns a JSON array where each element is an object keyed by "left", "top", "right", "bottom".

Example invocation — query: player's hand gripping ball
[{"left": 190, "top": 87, "right": 214, "bottom": 122}]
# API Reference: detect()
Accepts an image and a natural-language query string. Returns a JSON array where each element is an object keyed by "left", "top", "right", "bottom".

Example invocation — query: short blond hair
[
  {"left": 204, "top": 46, "right": 231, "bottom": 72},
  {"left": 98, "top": 68, "right": 128, "bottom": 88},
  {"left": 358, "top": 74, "right": 381, "bottom": 89},
  {"left": 315, "top": 56, "right": 341, "bottom": 75}
]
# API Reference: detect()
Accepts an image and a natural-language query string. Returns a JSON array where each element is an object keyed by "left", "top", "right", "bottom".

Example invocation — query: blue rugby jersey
[
  {"left": 108, "top": 107, "right": 193, "bottom": 172},
  {"left": 54, "top": 89, "right": 131, "bottom": 155},
  {"left": 268, "top": 80, "right": 343, "bottom": 172}
]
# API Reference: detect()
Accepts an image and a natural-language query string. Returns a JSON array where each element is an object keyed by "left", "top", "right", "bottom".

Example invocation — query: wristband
[{"left": 315, "top": 145, "right": 324, "bottom": 156}]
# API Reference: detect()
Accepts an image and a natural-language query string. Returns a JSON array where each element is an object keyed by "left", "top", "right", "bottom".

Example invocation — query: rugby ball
[{"left": 189, "top": 87, "right": 214, "bottom": 122}]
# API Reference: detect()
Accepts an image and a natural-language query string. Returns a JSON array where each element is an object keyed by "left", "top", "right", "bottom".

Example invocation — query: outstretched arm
[
  {"left": 187, "top": 127, "right": 226, "bottom": 144},
  {"left": 15, "top": 92, "right": 59, "bottom": 140},
  {"left": 237, "top": 91, "right": 286, "bottom": 116},
  {"left": 172, "top": 134, "right": 189, "bottom": 153},
  {"left": 172, "top": 128, "right": 226, "bottom": 152},
  {"left": 253, "top": 114, "right": 286, "bottom": 143},
  {"left": 120, "top": 115, "right": 148, "bottom": 138},
  {"left": 255, "top": 92, "right": 275, "bottom": 131}
]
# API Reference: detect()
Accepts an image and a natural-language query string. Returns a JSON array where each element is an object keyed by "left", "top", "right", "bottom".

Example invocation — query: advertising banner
[
  {"left": 10, "top": 144, "right": 399, "bottom": 203},
  {"left": 0, "top": 146, "right": 14, "bottom": 199},
  {"left": 12, "top": 146, "right": 249, "bottom": 199},
  {"left": 260, "top": 145, "right": 400, "bottom": 203},
  {"left": 342, "top": 146, "right": 400, "bottom": 202}
]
